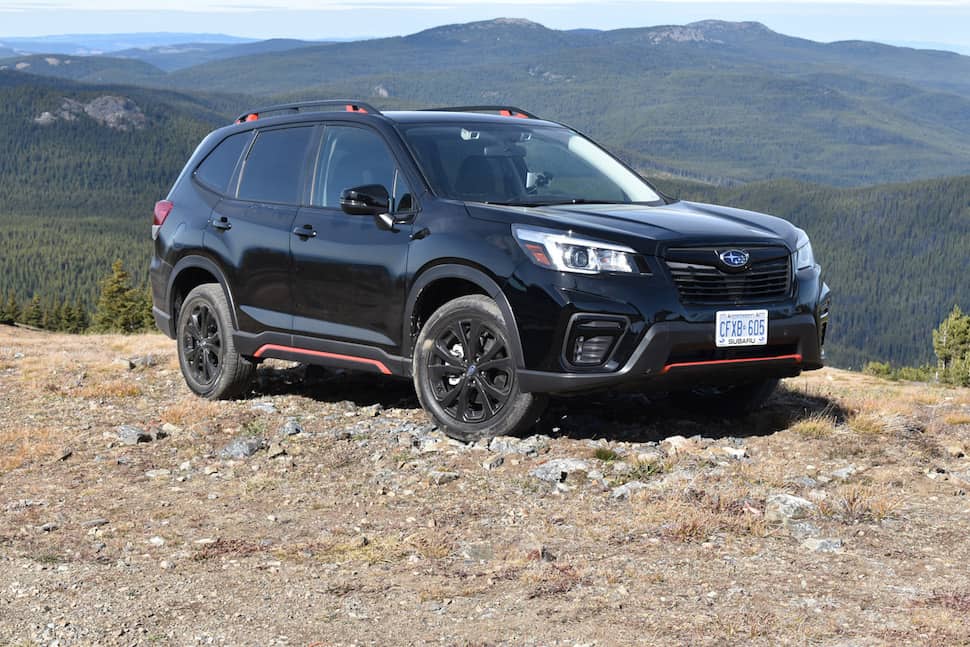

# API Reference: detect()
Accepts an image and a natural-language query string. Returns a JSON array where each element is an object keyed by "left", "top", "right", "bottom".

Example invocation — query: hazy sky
[{"left": 2, "top": 0, "right": 970, "bottom": 52}]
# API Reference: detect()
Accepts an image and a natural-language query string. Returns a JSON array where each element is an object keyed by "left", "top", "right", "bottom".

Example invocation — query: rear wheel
[
  {"left": 176, "top": 284, "right": 255, "bottom": 399},
  {"left": 413, "top": 295, "right": 546, "bottom": 442},
  {"left": 670, "top": 378, "right": 779, "bottom": 417}
]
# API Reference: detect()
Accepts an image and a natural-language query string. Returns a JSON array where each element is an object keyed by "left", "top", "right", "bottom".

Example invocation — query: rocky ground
[{"left": 2, "top": 325, "right": 970, "bottom": 646}]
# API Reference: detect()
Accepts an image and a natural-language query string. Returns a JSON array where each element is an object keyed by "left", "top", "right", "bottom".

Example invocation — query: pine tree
[
  {"left": 22, "top": 295, "right": 43, "bottom": 328},
  {"left": 0, "top": 292, "right": 20, "bottom": 325},
  {"left": 933, "top": 305, "right": 970, "bottom": 386},
  {"left": 41, "top": 299, "right": 61, "bottom": 331},
  {"left": 92, "top": 260, "right": 149, "bottom": 333}
]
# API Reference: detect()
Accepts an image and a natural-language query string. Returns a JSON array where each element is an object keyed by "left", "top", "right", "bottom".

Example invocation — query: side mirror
[{"left": 340, "top": 184, "right": 390, "bottom": 216}]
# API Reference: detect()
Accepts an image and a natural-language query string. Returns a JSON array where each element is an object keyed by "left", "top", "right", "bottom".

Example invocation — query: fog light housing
[{"left": 563, "top": 316, "right": 627, "bottom": 368}]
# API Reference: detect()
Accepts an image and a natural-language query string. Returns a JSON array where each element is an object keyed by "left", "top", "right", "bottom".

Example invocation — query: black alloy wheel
[
  {"left": 181, "top": 301, "right": 222, "bottom": 387},
  {"left": 427, "top": 318, "right": 514, "bottom": 424},
  {"left": 176, "top": 284, "right": 255, "bottom": 399}
]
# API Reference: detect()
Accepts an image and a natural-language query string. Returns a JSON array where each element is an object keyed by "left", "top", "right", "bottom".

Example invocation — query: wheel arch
[
  {"left": 404, "top": 263, "right": 524, "bottom": 367},
  {"left": 166, "top": 255, "right": 238, "bottom": 336}
]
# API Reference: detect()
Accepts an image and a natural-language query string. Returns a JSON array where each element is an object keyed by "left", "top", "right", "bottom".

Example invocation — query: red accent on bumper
[
  {"left": 253, "top": 344, "right": 391, "bottom": 375},
  {"left": 661, "top": 353, "right": 803, "bottom": 374}
]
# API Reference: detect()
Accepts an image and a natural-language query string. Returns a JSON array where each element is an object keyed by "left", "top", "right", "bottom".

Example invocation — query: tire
[
  {"left": 670, "top": 378, "right": 779, "bottom": 417},
  {"left": 413, "top": 295, "right": 547, "bottom": 442},
  {"left": 176, "top": 284, "right": 255, "bottom": 399}
]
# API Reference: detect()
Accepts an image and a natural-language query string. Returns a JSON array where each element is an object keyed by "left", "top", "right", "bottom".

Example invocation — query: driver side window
[{"left": 311, "top": 125, "right": 414, "bottom": 214}]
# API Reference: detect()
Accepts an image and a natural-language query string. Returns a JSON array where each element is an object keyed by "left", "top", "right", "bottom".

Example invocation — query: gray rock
[
  {"left": 124, "top": 354, "right": 157, "bottom": 370},
  {"left": 787, "top": 521, "right": 821, "bottom": 540},
  {"left": 81, "top": 518, "right": 109, "bottom": 528},
  {"left": 516, "top": 435, "right": 551, "bottom": 456},
  {"left": 251, "top": 402, "right": 277, "bottom": 414},
  {"left": 722, "top": 446, "right": 748, "bottom": 460},
  {"left": 117, "top": 425, "right": 151, "bottom": 445},
  {"left": 611, "top": 481, "right": 648, "bottom": 500},
  {"left": 279, "top": 418, "right": 303, "bottom": 436},
  {"left": 803, "top": 537, "right": 843, "bottom": 553},
  {"left": 145, "top": 469, "right": 171, "bottom": 479},
  {"left": 488, "top": 436, "right": 520, "bottom": 454},
  {"left": 482, "top": 455, "right": 504, "bottom": 471},
  {"left": 219, "top": 437, "right": 266, "bottom": 459},
  {"left": 787, "top": 476, "right": 819, "bottom": 489},
  {"left": 266, "top": 442, "right": 286, "bottom": 459},
  {"left": 765, "top": 494, "right": 817, "bottom": 523},
  {"left": 360, "top": 403, "right": 383, "bottom": 417},
  {"left": 428, "top": 470, "right": 460, "bottom": 485},
  {"left": 461, "top": 542, "right": 495, "bottom": 562},
  {"left": 829, "top": 464, "right": 859, "bottom": 481},
  {"left": 530, "top": 458, "right": 590, "bottom": 483},
  {"left": 39, "top": 522, "right": 58, "bottom": 532}
]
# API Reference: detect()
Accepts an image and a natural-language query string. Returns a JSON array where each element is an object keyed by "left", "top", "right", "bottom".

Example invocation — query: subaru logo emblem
[{"left": 719, "top": 249, "right": 749, "bottom": 268}]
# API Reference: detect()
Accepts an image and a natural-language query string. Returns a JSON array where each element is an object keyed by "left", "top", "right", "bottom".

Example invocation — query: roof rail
[
  {"left": 233, "top": 100, "right": 381, "bottom": 124},
  {"left": 422, "top": 105, "right": 540, "bottom": 120}
]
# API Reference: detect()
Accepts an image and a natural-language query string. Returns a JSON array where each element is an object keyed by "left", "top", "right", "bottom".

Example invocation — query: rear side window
[
  {"left": 237, "top": 126, "right": 314, "bottom": 205},
  {"left": 194, "top": 131, "right": 251, "bottom": 194}
]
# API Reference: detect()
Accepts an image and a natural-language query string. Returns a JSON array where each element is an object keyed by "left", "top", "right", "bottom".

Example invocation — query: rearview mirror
[{"left": 340, "top": 184, "right": 389, "bottom": 216}]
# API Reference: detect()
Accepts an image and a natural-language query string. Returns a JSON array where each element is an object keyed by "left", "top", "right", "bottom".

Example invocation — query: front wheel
[
  {"left": 176, "top": 284, "right": 255, "bottom": 399},
  {"left": 413, "top": 295, "right": 546, "bottom": 442}
]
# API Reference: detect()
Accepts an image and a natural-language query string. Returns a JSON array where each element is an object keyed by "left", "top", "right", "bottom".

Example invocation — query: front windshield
[{"left": 400, "top": 122, "right": 662, "bottom": 205}]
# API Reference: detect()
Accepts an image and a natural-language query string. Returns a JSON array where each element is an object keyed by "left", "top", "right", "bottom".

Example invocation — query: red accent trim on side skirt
[
  {"left": 661, "top": 353, "right": 803, "bottom": 375},
  {"left": 253, "top": 344, "right": 391, "bottom": 375}
]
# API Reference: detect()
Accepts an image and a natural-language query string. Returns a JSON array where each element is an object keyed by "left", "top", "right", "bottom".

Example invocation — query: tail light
[{"left": 153, "top": 200, "right": 173, "bottom": 240}]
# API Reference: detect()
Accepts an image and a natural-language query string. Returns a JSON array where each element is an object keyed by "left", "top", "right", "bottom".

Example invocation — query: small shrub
[
  {"left": 593, "top": 447, "right": 620, "bottom": 462},
  {"left": 790, "top": 413, "right": 838, "bottom": 438}
]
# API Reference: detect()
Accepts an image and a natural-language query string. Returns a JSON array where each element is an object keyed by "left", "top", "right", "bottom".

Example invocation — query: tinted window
[
  {"left": 194, "top": 131, "right": 250, "bottom": 193},
  {"left": 312, "top": 126, "right": 412, "bottom": 213},
  {"left": 238, "top": 127, "right": 314, "bottom": 205}
]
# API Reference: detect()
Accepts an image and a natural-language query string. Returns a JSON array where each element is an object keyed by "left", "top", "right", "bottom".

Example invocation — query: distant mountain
[
  {"left": 0, "top": 54, "right": 165, "bottom": 84},
  {"left": 113, "top": 38, "right": 326, "bottom": 72},
  {"left": 155, "top": 18, "right": 970, "bottom": 186},
  {"left": 0, "top": 32, "right": 253, "bottom": 55}
]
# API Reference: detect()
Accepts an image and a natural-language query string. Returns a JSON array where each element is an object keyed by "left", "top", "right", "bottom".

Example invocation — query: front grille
[{"left": 665, "top": 246, "right": 792, "bottom": 305}]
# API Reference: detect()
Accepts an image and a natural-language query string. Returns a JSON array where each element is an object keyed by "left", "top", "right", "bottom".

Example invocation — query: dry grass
[
  {"left": 790, "top": 412, "right": 839, "bottom": 438},
  {"left": 944, "top": 413, "right": 970, "bottom": 426},
  {"left": 817, "top": 484, "right": 902, "bottom": 523},
  {"left": 160, "top": 399, "right": 226, "bottom": 427},
  {"left": 75, "top": 378, "right": 143, "bottom": 399},
  {"left": 0, "top": 426, "right": 61, "bottom": 472},
  {"left": 847, "top": 412, "right": 890, "bottom": 435}
]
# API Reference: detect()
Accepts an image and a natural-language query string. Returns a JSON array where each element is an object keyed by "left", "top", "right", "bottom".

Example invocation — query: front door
[{"left": 290, "top": 124, "right": 417, "bottom": 353}]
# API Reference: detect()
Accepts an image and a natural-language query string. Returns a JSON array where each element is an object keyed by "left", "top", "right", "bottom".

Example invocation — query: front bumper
[{"left": 517, "top": 312, "right": 822, "bottom": 394}]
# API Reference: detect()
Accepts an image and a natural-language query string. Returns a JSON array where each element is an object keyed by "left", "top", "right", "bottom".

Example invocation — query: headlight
[
  {"left": 794, "top": 229, "right": 816, "bottom": 270},
  {"left": 513, "top": 225, "right": 641, "bottom": 274}
]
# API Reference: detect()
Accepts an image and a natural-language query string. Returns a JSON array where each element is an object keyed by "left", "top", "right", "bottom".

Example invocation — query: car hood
[{"left": 466, "top": 200, "right": 799, "bottom": 255}]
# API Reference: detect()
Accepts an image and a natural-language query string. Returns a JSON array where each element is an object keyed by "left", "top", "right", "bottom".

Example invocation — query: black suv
[{"left": 151, "top": 101, "right": 830, "bottom": 441}]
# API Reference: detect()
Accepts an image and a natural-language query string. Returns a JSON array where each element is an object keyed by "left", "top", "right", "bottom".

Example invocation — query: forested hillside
[{"left": 0, "top": 71, "right": 224, "bottom": 311}]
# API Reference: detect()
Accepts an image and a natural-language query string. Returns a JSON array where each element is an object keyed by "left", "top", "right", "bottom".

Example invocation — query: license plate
[{"left": 716, "top": 310, "right": 768, "bottom": 347}]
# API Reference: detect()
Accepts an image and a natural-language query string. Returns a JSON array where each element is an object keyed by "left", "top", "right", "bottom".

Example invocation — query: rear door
[
  {"left": 204, "top": 124, "right": 315, "bottom": 334},
  {"left": 290, "top": 123, "right": 417, "bottom": 352}
]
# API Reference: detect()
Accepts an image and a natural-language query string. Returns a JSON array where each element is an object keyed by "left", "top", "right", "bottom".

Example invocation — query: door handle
[
  {"left": 292, "top": 224, "right": 317, "bottom": 239},
  {"left": 211, "top": 216, "right": 231, "bottom": 231}
]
